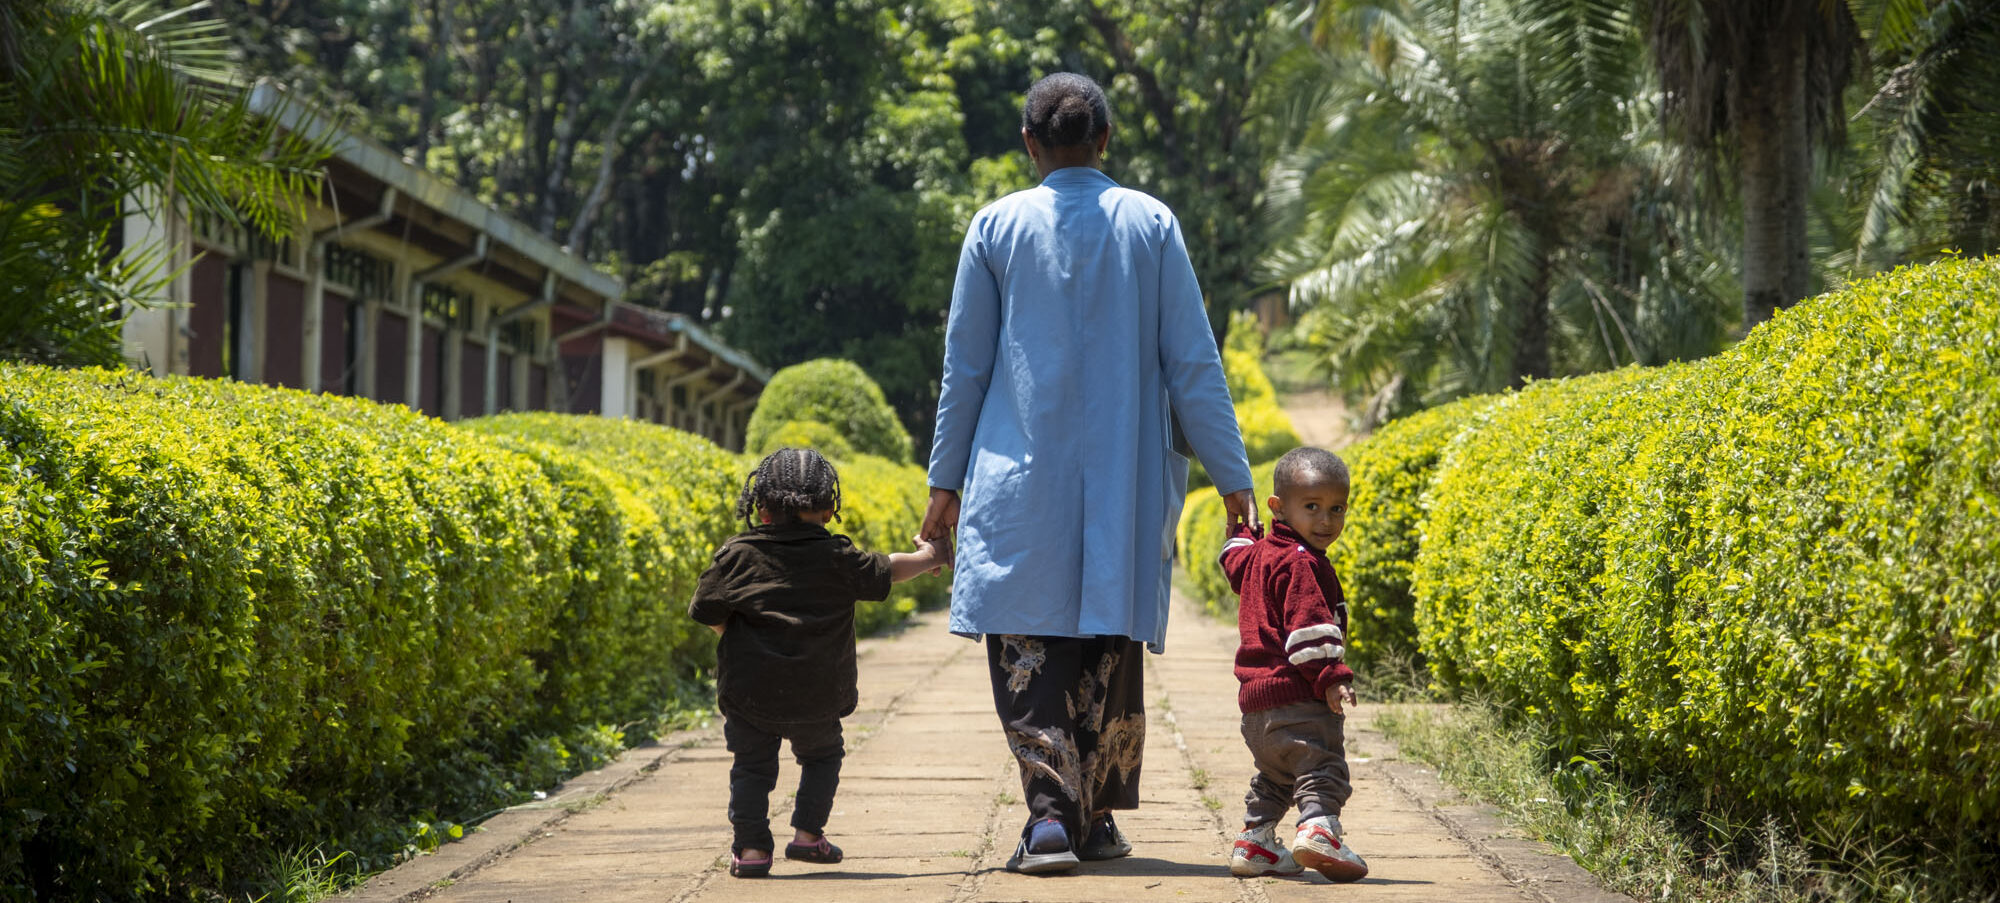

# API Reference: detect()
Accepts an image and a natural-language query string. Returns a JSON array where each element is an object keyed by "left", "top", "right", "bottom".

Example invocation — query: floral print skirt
[{"left": 985, "top": 634, "right": 1145, "bottom": 841}]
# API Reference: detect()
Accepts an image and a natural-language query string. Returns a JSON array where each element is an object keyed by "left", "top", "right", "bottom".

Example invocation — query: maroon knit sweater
[{"left": 1220, "top": 520, "right": 1355, "bottom": 713}]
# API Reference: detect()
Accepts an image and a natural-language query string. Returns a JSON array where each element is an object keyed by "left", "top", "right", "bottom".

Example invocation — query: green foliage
[
  {"left": 746, "top": 359, "right": 913, "bottom": 464},
  {"left": 1190, "top": 318, "right": 1300, "bottom": 491},
  {"left": 751, "top": 419, "right": 858, "bottom": 461},
  {"left": 1176, "top": 459, "right": 1279, "bottom": 620},
  {"left": 811, "top": 452, "right": 951, "bottom": 632},
  {"left": 1412, "top": 258, "right": 2000, "bottom": 879},
  {"left": 0, "top": 365, "right": 569, "bottom": 897},
  {"left": 459, "top": 414, "right": 743, "bottom": 730},
  {"left": 0, "top": 367, "right": 923, "bottom": 898},
  {"left": 1326, "top": 395, "right": 1497, "bottom": 668},
  {"left": 1, "top": 0, "right": 328, "bottom": 368},
  {"left": 1263, "top": 0, "right": 1733, "bottom": 410}
]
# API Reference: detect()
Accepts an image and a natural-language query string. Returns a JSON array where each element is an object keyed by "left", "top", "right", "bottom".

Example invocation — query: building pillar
[
  {"left": 302, "top": 241, "right": 326, "bottom": 392},
  {"left": 599, "top": 336, "right": 634, "bottom": 418}
]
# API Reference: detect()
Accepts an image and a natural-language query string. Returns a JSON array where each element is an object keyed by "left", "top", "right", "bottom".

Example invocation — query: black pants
[
  {"left": 723, "top": 710, "right": 844, "bottom": 855},
  {"left": 986, "top": 634, "right": 1146, "bottom": 843}
]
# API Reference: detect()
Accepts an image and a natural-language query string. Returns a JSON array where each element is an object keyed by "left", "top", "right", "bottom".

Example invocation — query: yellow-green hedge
[
  {"left": 460, "top": 414, "right": 742, "bottom": 728},
  {"left": 0, "top": 367, "right": 940, "bottom": 898},
  {"left": 744, "top": 359, "right": 912, "bottom": 464},
  {"left": 1190, "top": 319, "right": 1300, "bottom": 490},
  {"left": 1414, "top": 258, "right": 2000, "bottom": 866},
  {"left": 1175, "top": 394, "right": 1494, "bottom": 669},
  {"left": 0, "top": 367, "right": 571, "bottom": 897},
  {"left": 1325, "top": 395, "right": 1496, "bottom": 667}
]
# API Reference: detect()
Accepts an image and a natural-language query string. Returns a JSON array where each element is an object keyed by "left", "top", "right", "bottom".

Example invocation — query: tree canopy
[{"left": 60, "top": 0, "right": 1998, "bottom": 430}]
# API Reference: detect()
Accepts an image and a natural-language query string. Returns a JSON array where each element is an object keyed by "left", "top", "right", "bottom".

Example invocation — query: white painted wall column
[{"left": 599, "top": 336, "right": 635, "bottom": 418}]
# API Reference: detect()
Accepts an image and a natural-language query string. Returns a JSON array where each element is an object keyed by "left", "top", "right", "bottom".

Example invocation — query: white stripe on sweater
[
  {"left": 1288, "top": 643, "right": 1346, "bottom": 666},
  {"left": 1218, "top": 537, "right": 1256, "bottom": 565},
  {"left": 1285, "top": 624, "right": 1344, "bottom": 648}
]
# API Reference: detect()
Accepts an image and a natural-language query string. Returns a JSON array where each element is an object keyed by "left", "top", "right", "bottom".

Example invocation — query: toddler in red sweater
[{"left": 1218, "top": 447, "right": 1369, "bottom": 882}]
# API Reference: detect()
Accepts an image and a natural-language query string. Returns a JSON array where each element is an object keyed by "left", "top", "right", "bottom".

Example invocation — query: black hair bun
[{"left": 1023, "top": 72, "right": 1110, "bottom": 149}]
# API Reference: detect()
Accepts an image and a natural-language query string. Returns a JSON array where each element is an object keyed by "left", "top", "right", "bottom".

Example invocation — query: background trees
[
  {"left": 0, "top": 0, "right": 325, "bottom": 368},
  {"left": 24, "top": 0, "right": 1984, "bottom": 433}
]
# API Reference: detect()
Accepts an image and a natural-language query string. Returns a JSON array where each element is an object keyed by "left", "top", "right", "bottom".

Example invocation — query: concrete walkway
[{"left": 350, "top": 591, "right": 1632, "bottom": 903}]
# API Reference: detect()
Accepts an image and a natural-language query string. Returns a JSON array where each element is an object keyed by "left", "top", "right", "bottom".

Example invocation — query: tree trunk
[
  {"left": 1513, "top": 262, "right": 1553, "bottom": 387},
  {"left": 1733, "top": 21, "right": 1812, "bottom": 332}
]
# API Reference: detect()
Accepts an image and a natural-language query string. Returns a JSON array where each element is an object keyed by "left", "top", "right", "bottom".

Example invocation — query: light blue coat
[{"left": 928, "top": 166, "right": 1253, "bottom": 652}]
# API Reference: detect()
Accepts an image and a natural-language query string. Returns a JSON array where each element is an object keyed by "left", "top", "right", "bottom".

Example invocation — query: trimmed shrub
[
  {"left": 1190, "top": 319, "right": 1300, "bottom": 490},
  {"left": 744, "top": 359, "right": 911, "bottom": 464},
  {"left": 0, "top": 366, "right": 571, "bottom": 898},
  {"left": 814, "top": 452, "right": 951, "bottom": 630},
  {"left": 1177, "top": 459, "right": 1279, "bottom": 619},
  {"left": 459, "top": 414, "right": 743, "bottom": 729},
  {"left": 1413, "top": 258, "right": 2000, "bottom": 874},
  {"left": 752, "top": 418, "right": 858, "bottom": 460},
  {"left": 1176, "top": 392, "right": 1495, "bottom": 668},
  {"left": 1326, "top": 394, "right": 1497, "bottom": 668}
]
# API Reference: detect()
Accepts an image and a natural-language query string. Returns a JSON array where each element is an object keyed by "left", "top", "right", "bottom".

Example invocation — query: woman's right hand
[{"left": 919, "top": 487, "right": 960, "bottom": 573}]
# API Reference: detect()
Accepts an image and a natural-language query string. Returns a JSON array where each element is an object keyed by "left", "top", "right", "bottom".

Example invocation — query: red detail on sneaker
[{"left": 1233, "top": 840, "right": 1282, "bottom": 864}]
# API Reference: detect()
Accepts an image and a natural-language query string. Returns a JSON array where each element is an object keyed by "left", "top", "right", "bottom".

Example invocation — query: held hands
[
  {"left": 918, "top": 488, "right": 960, "bottom": 574},
  {"left": 1222, "top": 489, "right": 1261, "bottom": 537},
  {"left": 1328, "top": 683, "right": 1357, "bottom": 715}
]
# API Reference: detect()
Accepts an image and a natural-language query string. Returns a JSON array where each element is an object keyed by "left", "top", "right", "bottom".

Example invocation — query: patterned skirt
[{"left": 985, "top": 634, "right": 1146, "bottom": 840}]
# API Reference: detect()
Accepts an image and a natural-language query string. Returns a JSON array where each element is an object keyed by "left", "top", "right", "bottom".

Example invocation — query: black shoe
[
  {"left": 1005, "top": 817, "right": 1081, "bottom": 874},
  {"left": 1076, "top": 815, "right": 1132, "bottom": 861}
]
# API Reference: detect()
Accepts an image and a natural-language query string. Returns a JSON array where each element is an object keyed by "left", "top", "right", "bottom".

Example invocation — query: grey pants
[{"left": 1240, "top": 701, "right": 1351, "bottom": 826}]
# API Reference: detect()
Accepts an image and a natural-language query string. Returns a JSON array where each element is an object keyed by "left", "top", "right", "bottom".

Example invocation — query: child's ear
[{"left": 1266, "top": 495, "right": 1282, "bottom": 517}]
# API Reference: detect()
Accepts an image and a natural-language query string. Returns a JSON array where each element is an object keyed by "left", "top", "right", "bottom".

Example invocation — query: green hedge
[
  {"left": 1413, "top": 258, "right": 2000, "bottom": 869},
  {"left": 751, "top": 418, "right": 857, "bottom": 460},
  {"left": 0, "top": 365, "right": 941, "bottom": 898},
  {"left": 1190, "top": 317, "right": 1300, "bottom": 491},
  {"left": 1326, "top": 395, "right": 1495, "bottom": 667},
  {"left": 809, "top": 451, "right": 951, "bottom": 630},
  {"left": 0, "top": 366, "right": 571, "bottom": 897},
  {"left": 744, "top": 359, "right": 912, "bottom": 464},
  {"left": 1175, "top": 394, "right": 1495, "bottom": 670},
  {"left": 460, "top": 414, "right": 742, "bottom": 728}
]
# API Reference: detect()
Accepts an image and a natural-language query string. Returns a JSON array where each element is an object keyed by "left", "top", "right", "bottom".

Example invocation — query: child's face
[{"left": 1266, "top": 477, "right": 1349, "bottom": 551}]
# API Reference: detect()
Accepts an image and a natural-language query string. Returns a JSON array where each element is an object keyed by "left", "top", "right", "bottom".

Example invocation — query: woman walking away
[{"left": 921, "top": 72, "right": 1256, "bottom": 874}]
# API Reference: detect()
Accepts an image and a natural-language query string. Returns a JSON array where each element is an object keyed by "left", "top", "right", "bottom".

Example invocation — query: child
[
  {"left": 1219, "top": 446, "right": 1370, "bottom": 882},
  {"left": 688, "top": 447, "right": 944, "bottom": 878}
]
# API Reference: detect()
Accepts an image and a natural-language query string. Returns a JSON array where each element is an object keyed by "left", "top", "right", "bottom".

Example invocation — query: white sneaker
[
  {"left": 1292, "top": 815, "right": 1368, "bottom": 882},
  {"left": 1230, "top": 822, "right": 1304, "bottom": 877}
]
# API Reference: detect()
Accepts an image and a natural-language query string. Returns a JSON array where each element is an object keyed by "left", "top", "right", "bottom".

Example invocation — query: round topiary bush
[
  {"left": 752, "top": 419, "right": 858, "bottom": 460},
  {"left": 745, "top": 359, "right": 912, "bottom": 464}
]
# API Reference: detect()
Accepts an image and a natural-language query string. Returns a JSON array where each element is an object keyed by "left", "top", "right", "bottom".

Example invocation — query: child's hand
[
  {"left": 1328, "top": 683, "right": 1357, "bottom": 715},
  {"left": 912, "top": 534, "right": 944, "bottom": 576}
]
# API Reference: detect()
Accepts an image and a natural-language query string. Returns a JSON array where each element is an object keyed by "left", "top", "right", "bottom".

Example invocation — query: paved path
[{"left": 351, "top": 591, "right": 1630, "bottom": 903}]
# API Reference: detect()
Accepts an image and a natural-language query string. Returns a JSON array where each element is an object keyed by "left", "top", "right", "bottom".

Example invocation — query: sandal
[
  {"left": 729, "top": 851, "right": 773, "bottom": 878},
  {"left": 784, "top": 836, "right": 844, "bottom": 864}
]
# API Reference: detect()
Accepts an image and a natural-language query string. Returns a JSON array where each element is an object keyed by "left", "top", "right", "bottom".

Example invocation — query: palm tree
[
  {"left": 1847, "top": 0, "right": 2000, "bottom": 267},
  {"left": 0, "top": 0, "right": 327, "bottom": 368},
  {"left": 1641, "top": 0, "right": 1861, "bottom": 330},
  {"left": 1262, "top": 0, "right": 1732, "bottom": 420}
]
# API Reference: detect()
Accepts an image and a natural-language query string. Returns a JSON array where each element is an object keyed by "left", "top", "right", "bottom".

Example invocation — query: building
[{"left": 120, "top": 82, "right": 768, "bottom": 449}]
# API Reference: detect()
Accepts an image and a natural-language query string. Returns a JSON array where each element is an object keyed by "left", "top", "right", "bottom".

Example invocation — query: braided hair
[{"left": 736, "top": 447, "right": 842, "bottom": 527}]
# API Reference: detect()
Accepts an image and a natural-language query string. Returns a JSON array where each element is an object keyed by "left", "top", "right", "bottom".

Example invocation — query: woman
[{"left": 920, "top": 72, "right": 1257, "bottom": 874}]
